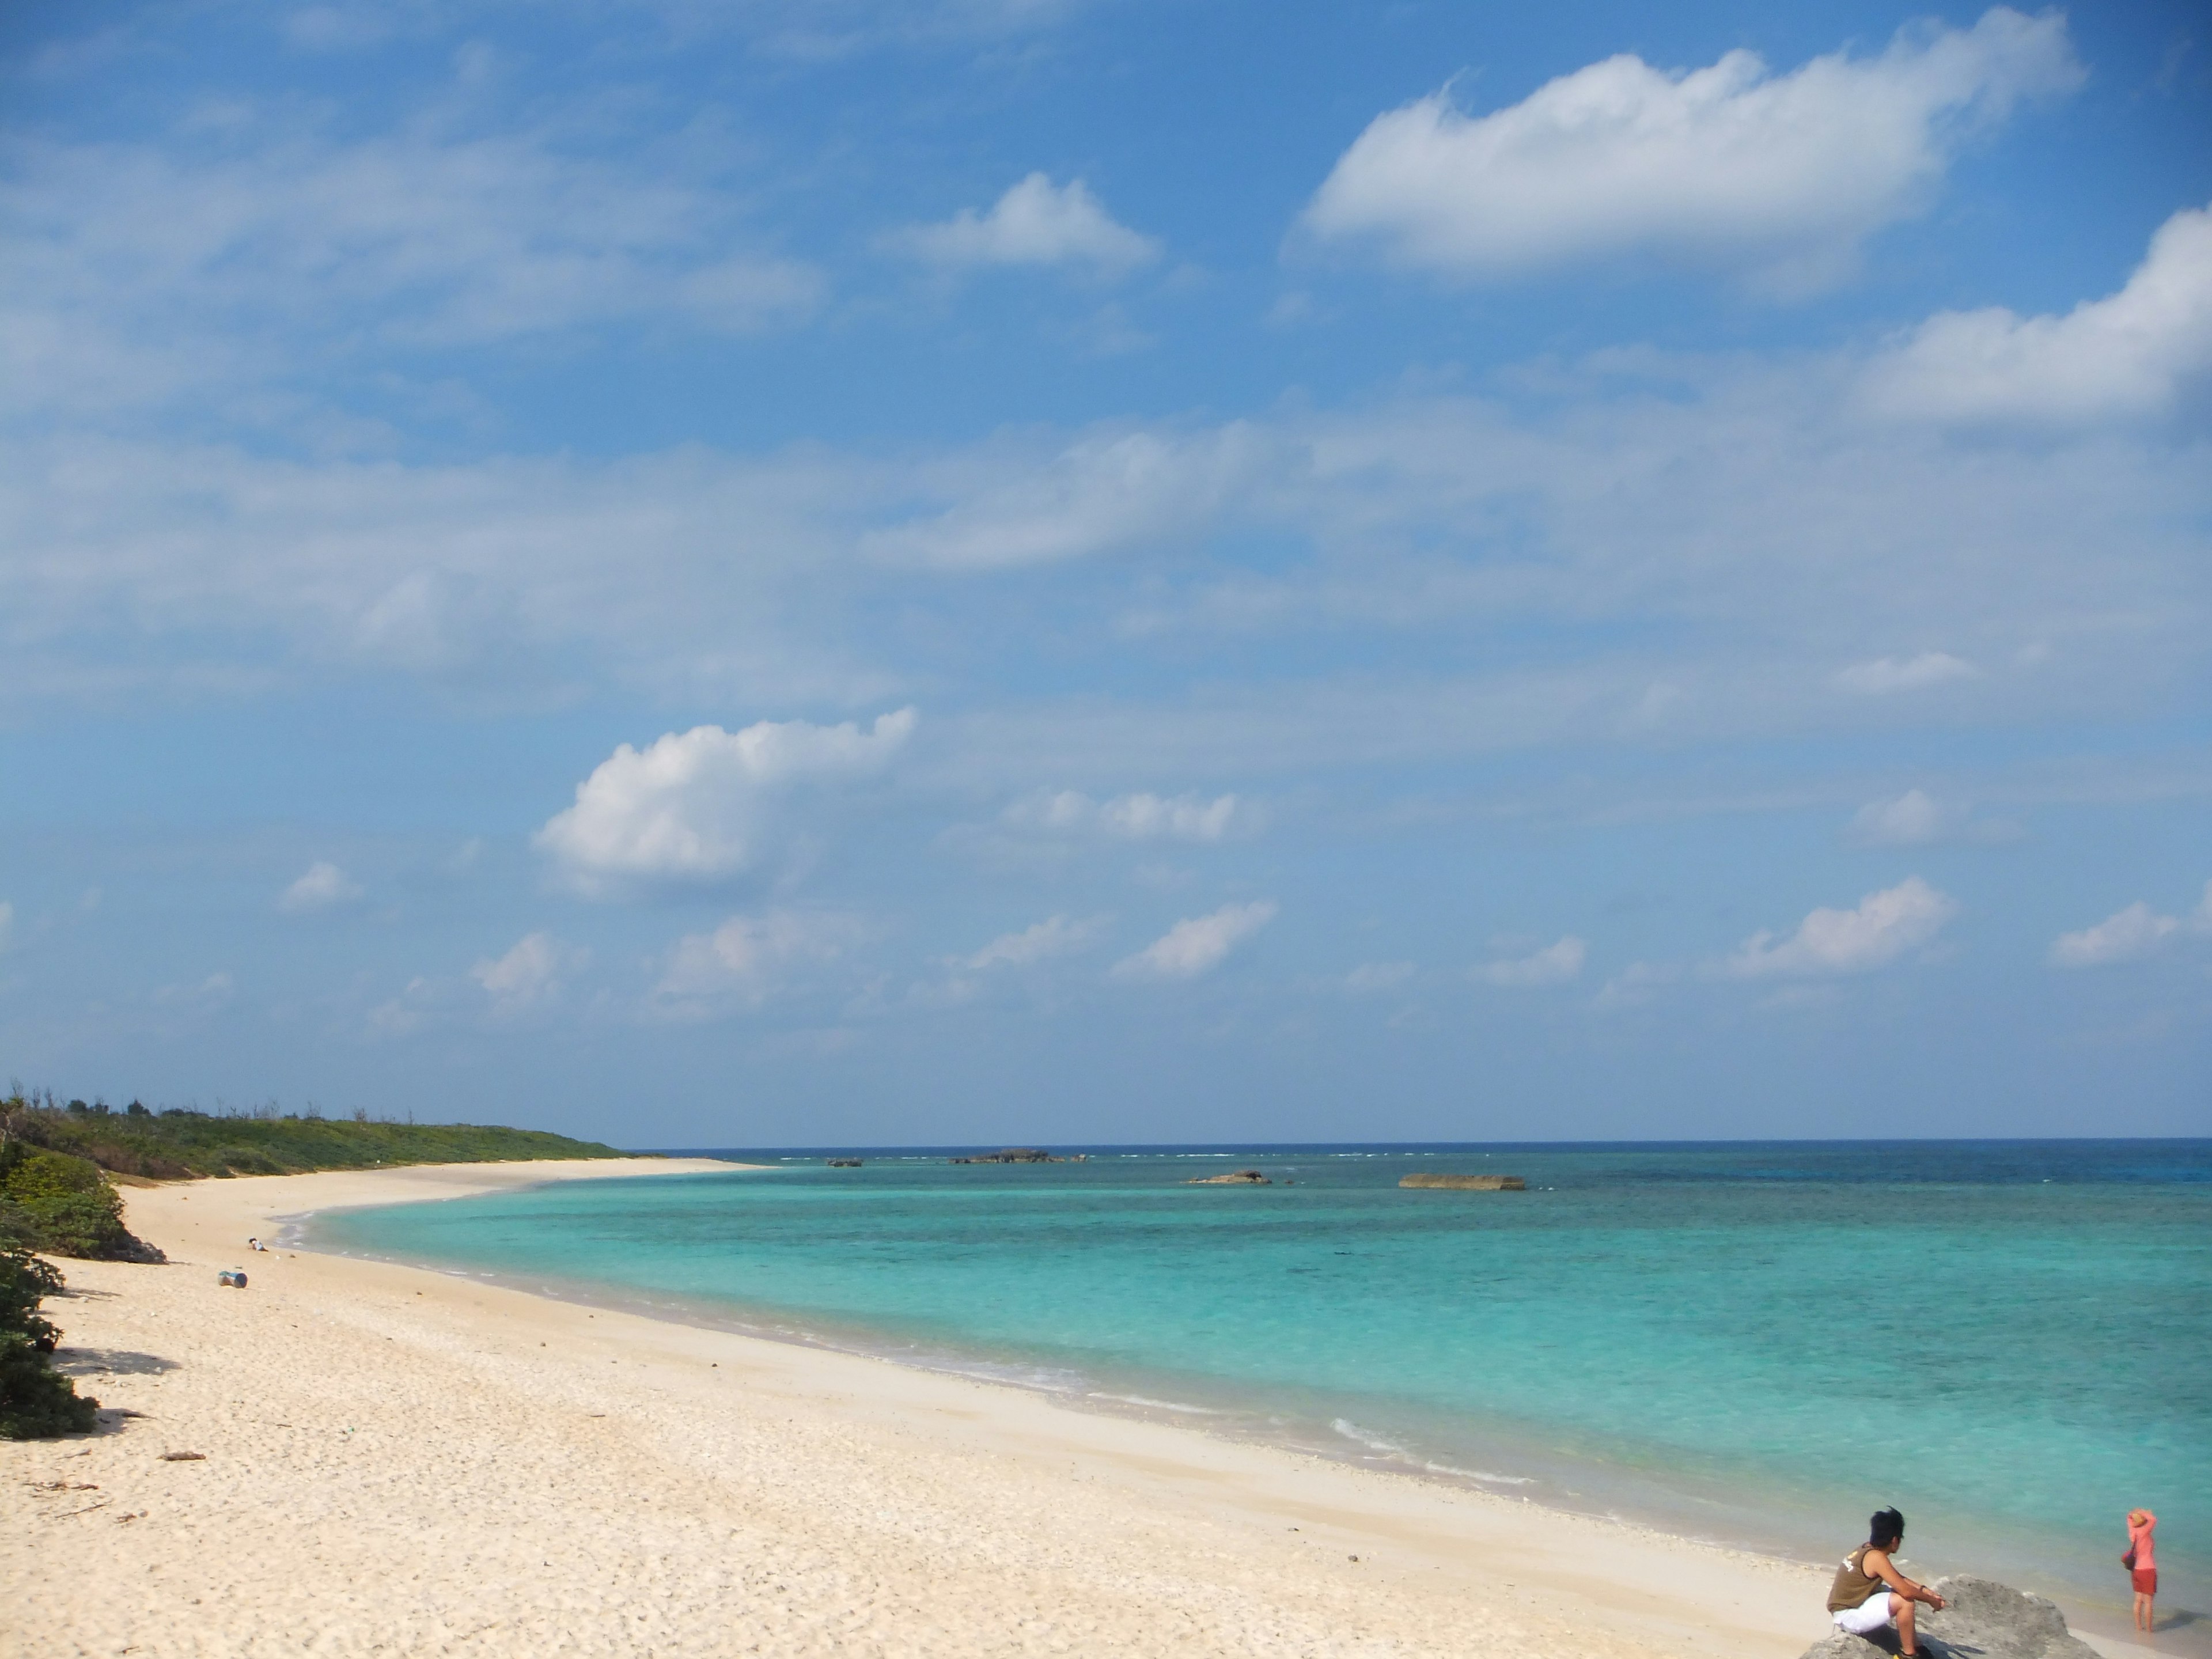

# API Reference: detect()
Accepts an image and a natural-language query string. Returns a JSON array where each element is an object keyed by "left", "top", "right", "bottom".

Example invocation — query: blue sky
[{"left": 2, "top": 1, "right": 2207, "bottom": 1146}]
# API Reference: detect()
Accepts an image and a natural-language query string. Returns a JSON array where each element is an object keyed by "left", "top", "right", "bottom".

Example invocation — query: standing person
[
  {"left": 2126, "top": 1509, "right": 2158, "bottom": 1634},
  {"left": 1828, "top": 1508, "right": 1948, "bottom": 1657}
]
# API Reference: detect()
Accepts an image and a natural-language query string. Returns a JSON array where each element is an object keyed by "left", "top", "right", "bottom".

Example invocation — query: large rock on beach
[
  {"left": 1398, "top": 1173, "right": 1525, "bottom": 1191},
  {"left": 1800, "top": 1577, "right": 2097, "bottom": 1659}
]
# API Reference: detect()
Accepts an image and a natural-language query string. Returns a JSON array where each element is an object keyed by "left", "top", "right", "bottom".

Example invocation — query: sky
[{"left": 2, "top": 1, "right": 2208, "bottom": 1148}]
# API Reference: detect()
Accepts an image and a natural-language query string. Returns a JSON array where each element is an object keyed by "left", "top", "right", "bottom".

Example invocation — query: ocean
[{"left": 310, "top": 1141, "right": 2207, "bottom": 1634}]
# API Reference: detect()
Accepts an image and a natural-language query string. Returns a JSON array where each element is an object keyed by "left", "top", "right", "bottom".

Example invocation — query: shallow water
[{"left": 315, "top": 1141, "right": 2208, "bottom": 1627}]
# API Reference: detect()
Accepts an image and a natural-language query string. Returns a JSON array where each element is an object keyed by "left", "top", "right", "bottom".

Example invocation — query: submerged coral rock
[
  {"left": 1187, "top": 1170, "right": 1270, "bottom": 1185},
  {"left": 1399, "top": 1173, "right": 1525, "bottom": 1191},
  {"left": 1801, "top": 1576, "right": 2097, "bottom": 1659}
]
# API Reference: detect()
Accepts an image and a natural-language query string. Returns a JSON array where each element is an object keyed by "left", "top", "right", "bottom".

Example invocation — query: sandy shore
[{"left": 1, "top": 1160, "right": 2143, "bottom": 1658}]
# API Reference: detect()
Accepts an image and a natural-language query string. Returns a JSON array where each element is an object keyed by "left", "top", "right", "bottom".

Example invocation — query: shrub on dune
[
  {"left": 0, "top": 1244, "right": 99, "bottom": 1438},
  {"left": 0, "top": 1143, "right": 161, "bottom": 1261}
]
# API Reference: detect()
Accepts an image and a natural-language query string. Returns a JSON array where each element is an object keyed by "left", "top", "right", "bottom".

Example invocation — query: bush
[
  {"left": 0, "top": 1245, "right": 98, "bottom": 1438},
  {"left": 0, "top": 1143, "right": 160, "bottom": 1261}
]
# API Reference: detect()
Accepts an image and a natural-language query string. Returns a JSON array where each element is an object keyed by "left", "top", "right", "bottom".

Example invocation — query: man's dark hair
[{"left": 1870, "top": 1509, "right": 1906, "bottom": 1548}]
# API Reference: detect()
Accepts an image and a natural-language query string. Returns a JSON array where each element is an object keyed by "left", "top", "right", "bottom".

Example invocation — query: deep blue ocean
[{"left": 312, "top": 1141, "right": 2207, "bottom": 1623}]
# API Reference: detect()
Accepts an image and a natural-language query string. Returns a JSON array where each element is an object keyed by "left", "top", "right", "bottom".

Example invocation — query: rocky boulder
[
  {"left": 1801, "top": 1576, "right": 2096, "bottom": 1659},
  {"left": 1399, "top": 1172, "right": 1525, "bottom": 1191}
]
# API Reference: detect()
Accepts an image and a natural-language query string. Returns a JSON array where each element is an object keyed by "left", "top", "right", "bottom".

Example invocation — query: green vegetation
[
  {"left": 2, "top": 1092, "right": 626, "bottom": 1180},
  {"left": 0, "top": 1243, "right": 99, "bottom": 1438},
  {"left": 0, "top": 1141, "right": 155, "bottom": 1260}
]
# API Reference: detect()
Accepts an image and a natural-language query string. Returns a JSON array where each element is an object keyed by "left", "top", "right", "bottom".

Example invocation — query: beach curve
[{"left": 2, "top": 1160, "right": 2148, "bottom": 1658}]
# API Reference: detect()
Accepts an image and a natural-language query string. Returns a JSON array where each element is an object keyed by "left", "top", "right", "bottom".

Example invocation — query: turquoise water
[{"left": 315, "top": 1142, "right": 2207, "bottom": 1624}]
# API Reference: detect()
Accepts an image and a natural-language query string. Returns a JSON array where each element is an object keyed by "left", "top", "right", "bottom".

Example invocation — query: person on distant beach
[
  {"left": 1827, "top": 1508, "right": 1947, "bottom": 1656},
  {"left": 2126, "top": 1509, "right": 2157, "bottom": 1633}
]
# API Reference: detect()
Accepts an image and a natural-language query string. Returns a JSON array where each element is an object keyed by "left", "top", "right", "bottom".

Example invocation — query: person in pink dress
[{"left": 2127, "top": 1509, "right": 2158, "bottom": 1633}]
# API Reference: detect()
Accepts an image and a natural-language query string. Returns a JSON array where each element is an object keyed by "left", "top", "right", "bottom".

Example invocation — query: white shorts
[{"left": 1833, "top": 1592, "right": 1899, "bottom": 1635}]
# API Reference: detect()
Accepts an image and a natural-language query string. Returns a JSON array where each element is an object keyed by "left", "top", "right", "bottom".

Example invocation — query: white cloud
[
  {"left": 472, "top": 930, "right": 589, "bottom": 1010},
  {"left": 863, "top": 424, "right": 1263, "bottom": 569},
  {"left": 2, "top": 118, "right": 824, "bottom": 421},
  {"left": 1003, "top": 789, "right": 1251, "bottom": 842},
  {"left": 536, "top": 709, "right": 916, "bottom": 892},
  {"left": 1726, "top": 876, "right": 1958, "bottom": 977},
  {"left": 1113, "top": 900, "right": 1277, "bottom": 980},
  {"left": 1844, "top": 788, "right": 2017, "bottom": 847},
  {"left": 1834, "top": 652, "right": 1979, "bottom": 695},
  {"left": 1300, "top": 8, "right": 2078, "bottom": 294},
  {"left": 888, "top": 174, "right": 1160, "bottom": 277},
  {"left": 957, "top": 914, "right": 1104, "bottom": 970},
  {"left": 2048, "top": 900, "right": 2180, "bottom": 967},
  {"left": 653, "top": 910, "right": 863, "bottom": 1013},
  {"left": 278, "top": 860, "right": 362, "bottom": 912},
  {"left": 1479, "top": 935, "right": 1586, "bottom": 987},
  {"left": 1863, "top": 202, "right": 2212, "bottom": 422}
]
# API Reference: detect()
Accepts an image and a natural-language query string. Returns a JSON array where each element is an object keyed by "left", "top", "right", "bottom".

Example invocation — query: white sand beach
[{"left": 0, "top": 1161, "right": 2141, "bottom": 1658}]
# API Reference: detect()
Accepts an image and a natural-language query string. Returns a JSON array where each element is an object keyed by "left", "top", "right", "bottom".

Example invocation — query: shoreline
[{"left": 5, "top": 1160, "right": 2165, "bottom": 1658}]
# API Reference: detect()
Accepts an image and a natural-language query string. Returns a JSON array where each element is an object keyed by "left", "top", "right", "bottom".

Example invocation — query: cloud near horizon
[
  {"left": 1113, "top": 900, "right": 1277, "bottom": 980},
  {"left": 1726, "top": 876, "right": 1957, "bottom": 977},
  {"left": 1479, "top": 936, "right": 1586, "bottom": 987},
  {"left": 1003, "top": 789, "right": 1250, "bottom": 842},
  {"left": 1299, "top": 7, "right": 2078, "bottom": 293},
  {"left": 957, "top": 914, "right": 1106, "bottom": 970},
  {"left": 887, "top": 174, "right": 1160, "bottom": 278},
  {"left": 472, "top": 931, "right": 589, "bottom": 1012},
  {"left": 536, "top": 710, "right": 917, "bottom": 893},
  {"left": 653, "top": 910, "right": 866, "bottom": 1014},
  {"left": 278, "top": 861, "right": 362, "bottom": 913},
  {"left": 2048, "top": 883, "right": 2212, "bottom": 967}
]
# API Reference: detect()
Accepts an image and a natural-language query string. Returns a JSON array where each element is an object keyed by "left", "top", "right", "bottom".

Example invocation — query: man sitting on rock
[{"left": 1828, "top": 1508, "right": 1949, "bottom": 1656}]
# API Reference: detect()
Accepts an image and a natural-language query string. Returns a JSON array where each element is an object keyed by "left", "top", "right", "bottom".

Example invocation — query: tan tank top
[{"left": 1828, "top": 1546, "right": 1887, "bottom": 1613}]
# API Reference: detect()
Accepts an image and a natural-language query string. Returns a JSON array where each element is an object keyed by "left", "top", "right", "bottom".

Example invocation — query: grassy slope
[{"left": 9, "top": 1107, "right": 626, "bottom": 1180}]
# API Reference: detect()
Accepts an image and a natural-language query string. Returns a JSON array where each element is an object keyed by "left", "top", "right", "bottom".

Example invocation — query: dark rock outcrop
[
  {"left": 1399, "top": 1173, "right": 1525, "bottom": 1191},
  {"left": 1801, "top": 1576, "right": 2097, "bottom": 1659}
]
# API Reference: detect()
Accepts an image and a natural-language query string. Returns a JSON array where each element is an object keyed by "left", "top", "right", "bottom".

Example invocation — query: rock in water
[
  {"left": 1187, "top": 1169, "right": 1271, "bottom": 1184},
  {"left": 1800, "top": 1576, "right": 2097, "bottom": 1659},
  {"left": 1398, "top": 1173, "right": 1526, "bottom": 1191}
]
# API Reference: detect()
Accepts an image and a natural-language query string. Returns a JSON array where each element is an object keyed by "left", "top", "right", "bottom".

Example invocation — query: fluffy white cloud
[
  {"left": 958, "top": 914, "right": 1104, "bottom": 970},
  {"left": 1003, "top": 789, "right": 1249, "bottom": 842},
  {"left": 278, "top": 860, "right": 362, "bottom": 912},
  {"left": 1864, "top": 203, "right": 2212, "bottom": 423},
  {"left": 472, "top": 931, "right": 589, "bottom": 1010},
  {"left": 1113, "top": 900, "right": 1277, "bottom": 980},
  {"left": 1833, "top": 652, "right": 1979, "bottom": 695},
  {"left": 1300, "top": 8, "right": 2077, "bottom": 293},
  {"left": 653, "top": 910, "right": 863, "bottom": 1012},
  {"left": 888, "top": 174, "right": 1160, "bottom": 276},
  {"left": 1479, "top": 935, "right": 1586, "bottom": 987},
  {"left": 2046, "top": 891, "right": 2208, "bottom": 967},
  {"left": 536, "top": 709, "right": 916, "bottom": 891},
  {"left": 1728, "top": 876, "right": 1957, "bottom": 977}
]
